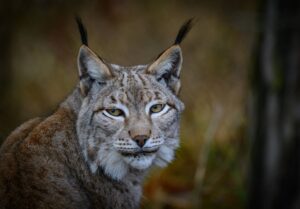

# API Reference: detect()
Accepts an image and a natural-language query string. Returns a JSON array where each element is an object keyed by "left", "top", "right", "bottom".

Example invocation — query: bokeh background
[{"left": 1, "top": 1, "right": 299, "bottom": 209}]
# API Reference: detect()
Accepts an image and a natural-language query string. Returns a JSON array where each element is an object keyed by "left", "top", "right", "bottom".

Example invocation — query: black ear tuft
[
  {"left": 76, "top": 16, "right": 88, "bottom": 46},
  {"left": 174, "top": 18, "right": 194, "bottom": 45}
]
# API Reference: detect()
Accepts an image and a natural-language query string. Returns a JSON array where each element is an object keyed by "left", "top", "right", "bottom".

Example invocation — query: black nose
[{"left": 133, "top": 135, "right": 149, "bottom": 148}]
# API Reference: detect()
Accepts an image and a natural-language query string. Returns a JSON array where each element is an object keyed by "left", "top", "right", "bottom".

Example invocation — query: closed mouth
[{"left": 120, "top": 149, "right": 158, "bottom": 157}]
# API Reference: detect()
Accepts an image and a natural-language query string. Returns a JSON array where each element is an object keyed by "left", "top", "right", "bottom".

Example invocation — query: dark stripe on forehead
[
  {"left": 119, "top": 73, "right": 125, "bottom": 87},
  {"left": 154, "top": 91, "right": 162, "bottom": 100},
  {"left": 139, "top": 92, "right": 144, "bottom": 102},
  {"left": 137, "top": 73, "right": 146, "bottom": 86},
  {"left": 110, "top": 95, "right": 117, "bottom": 103}
]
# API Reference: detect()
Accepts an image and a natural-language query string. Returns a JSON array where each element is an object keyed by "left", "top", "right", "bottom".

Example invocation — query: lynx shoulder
[{"left": 0, "top": 19, "right": 193, "bottom": 209}]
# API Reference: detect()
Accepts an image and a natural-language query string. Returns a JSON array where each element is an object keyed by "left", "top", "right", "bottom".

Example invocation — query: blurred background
[{"left": 0, "top": 0, "right": 299, "bottom": 209}]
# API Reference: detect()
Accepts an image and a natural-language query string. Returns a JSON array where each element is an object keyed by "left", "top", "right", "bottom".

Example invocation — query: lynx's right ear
[{"left": 77, "top": 45, "right": 113, "bottom": 96}]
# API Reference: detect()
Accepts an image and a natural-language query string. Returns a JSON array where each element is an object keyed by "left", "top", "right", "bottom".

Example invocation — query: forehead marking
[
  {"left": 136, "top": 73, "right": 146, "bottom": 86},
  {"left": 110, "top": 68, "right": 165, "bottom": 105},
  {"left": 139, "top": 91, "right": 144, "bottom": 102},
  {"left": 154, "top": 91, "right": 162, "bottom": 100},
  {"left": 119, "top": 73, "right": 125, "bottom": 87},
  {"left": 145, "top": 91, "right": 153, "bottom": 101},
  {"left": 117, "top": 92, "right": 127, "bottom": 105},
  {"left": 110, "top": 95, "right": 117, "bottom": 103},
  {"left": 125, "top": 91, "right": 133, "bottom": 104},
  {"left": 128, "top": 72, "right": 134, "bottom": 86},
  {"left": 132, "top": 73, "right": 142, "bottom": 87}
]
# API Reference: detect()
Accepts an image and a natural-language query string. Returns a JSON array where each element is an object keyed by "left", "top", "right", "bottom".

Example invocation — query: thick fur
[
  {"left": 0, "top": 20, "right": 192, "bottom": 209},
  {"left": 0, "top": 96, "right": 143, "bottom": 209}
]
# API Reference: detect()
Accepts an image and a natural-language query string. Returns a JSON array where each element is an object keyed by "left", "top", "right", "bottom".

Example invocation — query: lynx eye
[
  {"left": 150, "top": 104, "right": 165, "bottom": 114},
  {"left": 106, "top": 108, "right": 124, "bottom": 117}
]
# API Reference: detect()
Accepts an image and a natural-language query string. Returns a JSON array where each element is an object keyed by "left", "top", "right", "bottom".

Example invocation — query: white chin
[{"left": 123, "top": 154, "right": 155, "bottom": 170}]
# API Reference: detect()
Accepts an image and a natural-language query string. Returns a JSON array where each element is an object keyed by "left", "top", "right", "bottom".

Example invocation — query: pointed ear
[
  {"left": 147, "top": 45, "right": 182, "bottom": 95},
  {"left": 77, "top": 45, "right": 113, "bottom": 95}
]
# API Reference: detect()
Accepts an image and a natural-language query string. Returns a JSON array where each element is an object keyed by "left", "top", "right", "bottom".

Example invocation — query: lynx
[{"left": 0, "top": 18, "right": 193, "bottom": 209}]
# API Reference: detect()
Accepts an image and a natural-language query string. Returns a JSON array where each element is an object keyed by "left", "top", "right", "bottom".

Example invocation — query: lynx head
[{"left": 76, "top": 19, "right": 193, "bottom": 180}]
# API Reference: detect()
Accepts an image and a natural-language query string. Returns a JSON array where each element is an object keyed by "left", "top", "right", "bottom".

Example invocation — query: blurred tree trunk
[
  {"left": 0, "top": 2, "right": 18, "bottom": 141},
  {"left": 249, "top": 0, "right": 300, "bottom": 209},
  {"left": 0, "top": 1, "right": 82, "bottom": 142}
]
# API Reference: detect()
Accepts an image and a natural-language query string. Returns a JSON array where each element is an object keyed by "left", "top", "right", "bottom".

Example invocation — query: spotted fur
[{"left": 0, "top": 19, "right": 192, "bottom": 209}]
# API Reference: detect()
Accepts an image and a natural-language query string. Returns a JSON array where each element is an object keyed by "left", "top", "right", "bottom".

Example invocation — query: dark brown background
[{"left": 0, "top": 0, "right": 258, "bottom": 208}]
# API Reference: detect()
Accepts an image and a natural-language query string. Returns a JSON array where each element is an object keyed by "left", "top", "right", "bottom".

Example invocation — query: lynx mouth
[{"left": 120, "top": 149, "right": 159, "bottom": 157}]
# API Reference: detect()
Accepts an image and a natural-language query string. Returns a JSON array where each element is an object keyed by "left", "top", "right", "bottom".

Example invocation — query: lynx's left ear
[
  {"left": 147, "top": 18, "right": 194, "bottom": 95},
  {"left": 147, "top": 45, "right": 183, "bottom": 94}
]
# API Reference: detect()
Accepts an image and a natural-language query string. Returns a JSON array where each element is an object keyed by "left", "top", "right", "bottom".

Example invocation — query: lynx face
[{"left": 76, "top": 44, "right": 185, "bottom": 180}]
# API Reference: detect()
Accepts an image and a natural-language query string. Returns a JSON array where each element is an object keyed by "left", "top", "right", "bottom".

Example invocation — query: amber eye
[
  {"left": 106, "top": 108, "right": 124, "bottom": 117},
  {"left": 150, "top": 104, "right": 165, "bottom": 114}
]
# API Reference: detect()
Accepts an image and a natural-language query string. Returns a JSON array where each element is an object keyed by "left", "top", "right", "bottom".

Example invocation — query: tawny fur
[
  {"left": 0, "top": 20, "right": 192, "bottom": 209},
  {"left": 0, "top": 91, "right": 143, "bottom": 209}
]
